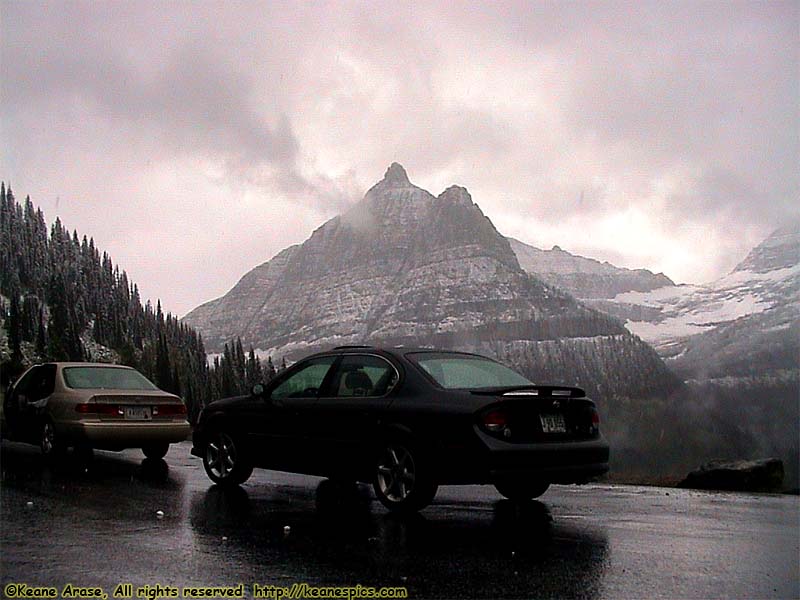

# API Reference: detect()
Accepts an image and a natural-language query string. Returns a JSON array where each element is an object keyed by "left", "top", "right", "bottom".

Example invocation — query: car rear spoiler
[{"left": 470, "top": 385, "right": 586, "bottom": 398}]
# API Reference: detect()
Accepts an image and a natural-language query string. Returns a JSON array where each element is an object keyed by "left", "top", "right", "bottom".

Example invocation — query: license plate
[
  {"left": 124, "top": 406, "right": 152, "bottom": 420},
  {"left": 540, "top": 413, "right": 566, "bottom": 433}
]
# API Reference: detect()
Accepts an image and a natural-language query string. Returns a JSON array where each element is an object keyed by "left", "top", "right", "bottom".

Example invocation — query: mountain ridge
[
  {"left": 510, "top": 222, "right": 799, "bottom": 386},
  {"left": 508, "top": 237, "right": 675, "bottom": 299},
  {"left": 613, "top": 224, "right": 799, "bottom": 361},
  {"left": 183, "top": 164, "right": 679, "bottom": 400}
]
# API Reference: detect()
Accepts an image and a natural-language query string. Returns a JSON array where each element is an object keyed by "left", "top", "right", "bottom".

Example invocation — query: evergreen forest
[{"left": 0, "top": 184, "right": 278, "bottom": 423}]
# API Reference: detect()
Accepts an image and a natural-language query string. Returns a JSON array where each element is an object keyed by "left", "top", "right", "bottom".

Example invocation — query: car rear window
[
  {"left": 62, "top": 366, "right": 159, "bottom": 390},
  {"left": 408, "top": 353, "right": 533, "bottom": 389}
]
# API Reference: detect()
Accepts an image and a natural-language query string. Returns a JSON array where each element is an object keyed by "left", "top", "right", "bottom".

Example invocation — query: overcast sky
[{"left": 2, "top": 1, "right": 797, "bottom": 317}]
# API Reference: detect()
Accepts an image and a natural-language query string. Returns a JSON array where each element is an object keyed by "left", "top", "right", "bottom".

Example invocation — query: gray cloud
[
  {"left": 1, "top": 1, "right": 797, "bottom": 314},
  {"left": 1, "top": 2, "right": 358, "bottom": 212}
]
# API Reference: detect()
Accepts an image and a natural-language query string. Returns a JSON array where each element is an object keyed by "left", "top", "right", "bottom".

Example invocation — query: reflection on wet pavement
[
  {"left": 187, "top": 480, "right": 608, "bottom": 598},
  {"left": 2, "top": 440, "right": 797, "bottom": 600}
]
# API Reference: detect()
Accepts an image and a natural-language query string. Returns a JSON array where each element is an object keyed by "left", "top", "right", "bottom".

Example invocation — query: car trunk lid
[
  {"left": 470, "top": 384, "right": 585, "bottom": 398},
  {"left": 77, "top": 391, "right": 186, "bottom": 421},
  {"left": 473, "top": 385, "right": 599, "bottom": 442}
]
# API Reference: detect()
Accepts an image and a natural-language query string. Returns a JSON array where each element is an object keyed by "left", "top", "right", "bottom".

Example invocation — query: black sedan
[{"left": 191, "top": 346, "right": 609, "bottom": 512}]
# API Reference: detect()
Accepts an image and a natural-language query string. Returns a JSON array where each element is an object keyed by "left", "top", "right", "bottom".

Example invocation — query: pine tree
[
  {"left": 47, "top": 269, "right": 84, "bottom": 361},
  {"left": 265, "top": 356, "right": 277, "bottom": 381},
  {"left": 246, "top": 346, "right": 263, "bottom": 389},
  {"left": 155, "top": 333, "right": 172, "bottom": 391},
  {"left": 0, "top": 185, "right": 239, "bottom": 422},
  {"left": 220, "top": 343, "right": 236, "bottom": 397},
  {"left": 7, "top": 290, "right": 23, "bottom": 370},
  {"left": 35, "top": 306, "right": 47, "bottom": 358},
  {"left": 171, "top": 364, "right": 181, "bottom": 397},
  {"left": 234, "top": 337, "right": 246, "bottom": 385}
]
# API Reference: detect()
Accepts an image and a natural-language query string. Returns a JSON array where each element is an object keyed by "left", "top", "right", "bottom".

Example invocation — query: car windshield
[
  {"left": 408, "top": 352, "right": 533, "bottom": 389},
  {"left": 62, "top": 366, "right": 159, "bottom": 390}
]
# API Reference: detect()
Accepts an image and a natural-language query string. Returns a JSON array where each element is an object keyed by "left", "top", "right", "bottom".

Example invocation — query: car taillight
[
  {"left": 153, "top": 404, "right": 187, "bottom": 416},
  {"left": 590, "top": 407, "right": 600, "bottom": 434},
  {"left": 483, "top": 410, "right": 506, "bottom": 430},
  {"left": 483, "top": 410, "right": 512, "bottom": 439},
  {"left": 75, "top": 403, "right": 123, "bottom": 416}
]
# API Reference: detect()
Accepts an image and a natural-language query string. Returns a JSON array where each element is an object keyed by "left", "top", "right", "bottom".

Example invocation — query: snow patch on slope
[
  {"left": 625, "top": 293, "right": 770, "bottom": 344},
  {"left": 612, "top": 231, "right": 799, "bottom": 351}
]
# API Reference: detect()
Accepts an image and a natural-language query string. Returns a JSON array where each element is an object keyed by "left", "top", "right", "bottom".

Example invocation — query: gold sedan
[{"left": 1, "top": 362, "right": 190, "bottom": 460}]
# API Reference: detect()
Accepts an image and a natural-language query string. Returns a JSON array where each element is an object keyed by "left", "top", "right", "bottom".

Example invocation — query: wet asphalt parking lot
[{"left": 1, "top": 440, "right": 798, "bottom": 600}]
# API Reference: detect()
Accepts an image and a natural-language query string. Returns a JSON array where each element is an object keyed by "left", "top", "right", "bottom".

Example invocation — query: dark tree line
[{"left": 0, "top": 183, "right": 281, "bottom": 423}]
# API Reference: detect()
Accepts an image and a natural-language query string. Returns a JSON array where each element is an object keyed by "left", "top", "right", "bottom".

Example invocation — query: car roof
[
  {"left": 48, "top": 362, "right": 135, "bottom": 369},
  {"left": 308, "top": 346, "right": 492, "bottom": 361}
]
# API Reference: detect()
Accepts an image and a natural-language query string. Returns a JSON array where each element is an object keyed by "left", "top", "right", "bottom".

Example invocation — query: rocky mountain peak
[
  {"left": 509, "top": 238, "right": 675, "bottom": 300},
  {"left": 183, "top": 163, "right": 680, "bottom": 404},
  {"left": 381, "top": 162, "right": 411, "bottom": 186},
  {"left": 733, "top": 222, "right": 800, "bottom": 274},
  {"left": 438, "top": 185, "right": 472, "bottom": 205}
]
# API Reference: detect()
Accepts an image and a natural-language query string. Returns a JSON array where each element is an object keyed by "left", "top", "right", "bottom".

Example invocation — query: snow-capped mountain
[
  {"left": 184, "top": 163, "right": 679, "bottom": 400},
  {"left": 509, "top": 221, "right": 798, "bottom": 385},
  {"left": 509, "top": 238, "right": 674, "bottom": 299},
  {"left": 180, "top": 166, "right": 797, "bottom": 484},
  {"left": 613, "top": 225, "right": 797, "bottom": 348}
]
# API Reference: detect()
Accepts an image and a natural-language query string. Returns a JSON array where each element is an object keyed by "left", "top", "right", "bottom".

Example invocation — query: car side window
[
  {"left": 271, "top": 357, "right": 336, "bottom": 400},
  {"left": 31, "top": 364, "right": 56, "bottom": 400},
  {"left": 12, "top": 367, "right": 40, "bottom": 400},
  {"left": 327, "top": 355, "right": 398, "bottom": 398}
]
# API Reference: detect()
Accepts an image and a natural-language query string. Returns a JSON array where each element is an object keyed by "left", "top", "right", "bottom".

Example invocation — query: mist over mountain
[
  {"left": 607, "top": 224, "right": 798, "bottom": 380},
  {"left": 184, "top": 163, "right": 679, "bottom": 402},
  {"left": 512, "top": 224, "right": 799, "bottom": 383},
  {"left": 183, "top": 165, "right": 797, "bottom": 487},
  {"left": 510, "top": 222, "right": 799, "bottom": 487},
  {"left": 4, "top": 166, "right": 795, "bottom": 487},
  {"left": 509, "top": 238, "right": 674, "bottom": 300}
]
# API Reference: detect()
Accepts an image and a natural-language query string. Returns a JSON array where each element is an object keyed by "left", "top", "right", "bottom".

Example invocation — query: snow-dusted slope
[
  {"left": 184, "top": 163, "right": 679, "bottom": 399},
  {"left": 511, "top": 222, "right": 798, "bottom": 382},
  {"left": 588, "top": 224, "right": 799, "bottom": 382},
  {"left": 509, "top": 238, "right": 674, "bottom": 299},
  {"left": 615, "top": 224, "right": 798, "bottom": 355},
  {"left": 618, "top": 264, "right": 797, "bottom": 352},
  {"left": 733, "top": 224, "right": 800, "bottom": 274}
]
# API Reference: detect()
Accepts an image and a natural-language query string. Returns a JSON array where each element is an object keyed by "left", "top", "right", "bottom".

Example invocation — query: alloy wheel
[
  {"left": 202, "top": 430, "right": 252, "bottom": 486},
  {"left": 206, "top": 432, "right": 237, "bottom": 480},
  {"left": 376, "top": 444, "right": 417, "bottom": 503}
]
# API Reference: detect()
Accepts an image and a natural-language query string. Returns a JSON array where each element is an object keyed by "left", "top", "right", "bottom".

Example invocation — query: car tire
[
  {"left": 494, "top": 479, "right": 550, "bottom": 501},
  {"left": 142, "top": 443, "right": 169, "bottom": 460},
  {"left": 202, "top": 429, "right": 253, "bottom": 487},
  {"left": 373, "top": 440, "right": 438, "bottom": 513},
  {"left": 40, "top": 419, "right": 64, "bottom": 458}
]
